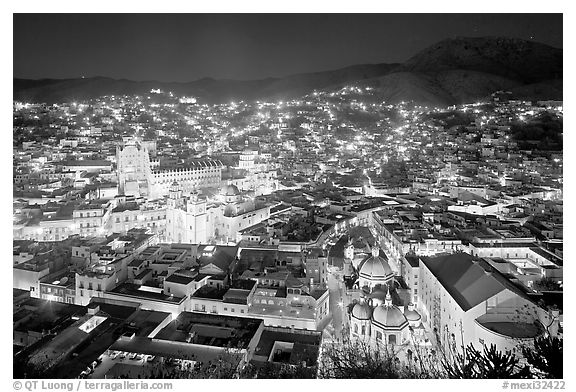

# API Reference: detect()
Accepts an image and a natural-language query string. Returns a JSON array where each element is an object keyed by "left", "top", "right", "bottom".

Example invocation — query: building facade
[{"left": 117, "top": 139, "right": 223, "bottom": 198}]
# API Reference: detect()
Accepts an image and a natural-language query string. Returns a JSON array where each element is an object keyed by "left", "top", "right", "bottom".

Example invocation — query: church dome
[
  {"left": 404, "top": 308, "right": 422, "bottom": 322},
  {"left": 223, "top": 184, "right": 240, "bottom": 196},
  {"left": 359, "top": 254, "right": 393, "bottom": 280},
  {"left": 404, "top": 304, "right": 421, "bottom": 322},
  {"left": 351, "top": 301, "right": 373, "bottom": 320},
  {"left": 372, "top": 304, "right": 408, "bottom": 329}
]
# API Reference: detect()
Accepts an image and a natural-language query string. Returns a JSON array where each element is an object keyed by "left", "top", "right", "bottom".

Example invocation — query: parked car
[
  {"left": 147, "top": 355, "right": 156, "bottom": 362},
  {"left": 129, "top": 352, "right": 138, "bottom": 360}
]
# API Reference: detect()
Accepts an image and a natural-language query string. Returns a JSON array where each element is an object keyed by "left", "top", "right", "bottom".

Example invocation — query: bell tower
[
  {"left": 187, "top": 190, "right": 206, "bottom": 215},
  {"left": 167, "top": 181, "right": 184, "bottom": 209},
  {"left": 344, "top": 237, "right": 354, "bottom": 260},
  {"left": 185, "top": 191, "right": 207, "bottom": 244},
  {"left": 371, "top": 244, "right": 380, "bottom": 259},
  {"left": 343, "top": 237, "right": 354, "bottom": 279}
]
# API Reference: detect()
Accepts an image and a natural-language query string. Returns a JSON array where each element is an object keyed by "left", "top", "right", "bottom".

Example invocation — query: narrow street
[{"left": 327, "top": 272, "right": 348, "bottom": 341}]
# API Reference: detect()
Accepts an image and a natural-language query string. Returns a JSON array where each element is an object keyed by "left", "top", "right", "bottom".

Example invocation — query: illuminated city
[{"left": 13, "top": 13, "right": 563, "bottom": 380}]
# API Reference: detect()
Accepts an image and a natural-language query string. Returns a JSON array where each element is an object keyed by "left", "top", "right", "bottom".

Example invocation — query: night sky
[{"left": 13, "top": 14, "right": 562, "bottom": 82}]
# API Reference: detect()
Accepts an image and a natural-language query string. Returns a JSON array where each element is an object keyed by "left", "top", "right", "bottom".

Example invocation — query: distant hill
[
  {"left": 13, "top": 37, "right": 562, "bottom": 106},
  {"left": 401, "top": 37, "right": 562, "bottom": 83},
  {"left": 13, "top": 64, "right": 400, "bottom": 105}
]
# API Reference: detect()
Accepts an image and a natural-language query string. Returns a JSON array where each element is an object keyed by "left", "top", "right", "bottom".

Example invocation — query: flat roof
[
  {"left": 223, "top": 289, "right": 250, "bottom": 304},
  {"left": 13, "top": 298, "right": 87, "bottom": 333},
  {"left": 110, "top": 283, "right": 184, "bottom": 303},
  {"left": 478, "top": 321, "right": 541, "bottom": 339},
  {"left": 231, "top": 279, "right": 256, "bottom": 290},
  {"left": 192, "top": 285, "right": 228, "bottom": 300},
  {"left": 141, "top": 246, "right": 160, "bottom": 256},
  {"left": 89, "top": 301, "right": 140, "bottom": 320},
  {"left": 165, "top": 273, "right": 195, "bottom": 285},
  {"left": 110, "top": 336, "right": 227, "bottom": 362},
  {"left": 253, "top": 328, "right": 322, "bottom": 366},
  {"left": 154, "top": 312, "right": 263, "bottom": 350},
  {"left": 192, "top": 273, "right": 211, "bottom": 282},
  {"left": 405, "top": 255, "right": 419, "bottom": 268},
  {"left": 128, "top": 258, "right": 145, "bottom": 267},
  {"left": 124, "top": 309, "right": 172, "bottom": 337}
]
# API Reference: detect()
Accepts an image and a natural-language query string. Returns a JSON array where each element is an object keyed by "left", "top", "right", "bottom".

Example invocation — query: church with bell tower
[{"left": 165, "top": 181, "right": 208, "bottom": 244}]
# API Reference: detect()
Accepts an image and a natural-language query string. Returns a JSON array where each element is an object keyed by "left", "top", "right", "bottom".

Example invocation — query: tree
[
  {"left": 521, "top": 336, "right": 563, "bottom": 379},
  {"left": 432, "top": 324, "right": 534, "bottom": 379},
  {"left": 151, "top": 349, "right": 244, "bottom": 379},
  {"left": 442, "top": 343, "right": 530, "bottom": 379},
  {"left": 532, "top": 277, "right": 562, "bottom": 292},
  {"left": 318, "top": 334, "right": 420, "bottom": 379},
  {"left": 404, "top": 329, "right": 446, "bottom": 378},
  {"left": 240, "top": 361, "right": 316, "bottom": 379}
]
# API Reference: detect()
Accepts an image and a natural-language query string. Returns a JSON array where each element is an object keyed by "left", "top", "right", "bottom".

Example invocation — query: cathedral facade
[
  {"left": 165, "top": 182, "right": 208, "bottom": 244},
  {"left": 117, "top": 139, "right": 223, "bottom": 199},
  {"left": 165, "top": 183, "right": 274, "bottom": 245}
]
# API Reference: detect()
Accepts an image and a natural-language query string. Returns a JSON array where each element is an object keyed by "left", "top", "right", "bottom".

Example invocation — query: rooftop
[
  {"left": 123, "top": 309, "right": 172, "bottom": 337},
  {"left": 421, "top": 253, "right": 513, "bottom": 311},
  {"left": 112, "top": 203, "right": 140, "bottom": 213},
  {"left": 253, "top": 328, "right": 322, "bottom": 366},
  {"left": 13, "top": 298, "right": 87, "bottom": 333},
  {"left": 191, "top": 285, "right": 228, "bottom": 300},
  {"left": 110, "top": 282, "right": 185, "bottom": 303},
  {"left": 109, "top": 336, "right": 228, "bottom": 362},
  {"left": 165, "top": 273, "right": 196, "bottom": 285},
  {"left": 63, "top": 160, "right": 112, "bottom": 167},
  {"left": 477, "top": 320, "right": 541, "bottom": 339},
  {"left": 223, "top": 289, "right": 250, "bottom": 304},
  {"left": 231, "top": 279, "right": 256, "bottom": 291},
  {"left": 134, "top": 268, "right": 152, "bottom": 280},
  {"left": 197, "top": 245, "right": 238, "bottom": 271},
  {"left": 154, "top": 311, "right": 263, "bottom": 350}
]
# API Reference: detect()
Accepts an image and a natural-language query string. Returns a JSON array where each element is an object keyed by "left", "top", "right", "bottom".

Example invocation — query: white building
[
  {"left": 116, "top": 139, "right": 153, "bottom": 197},
  {"left": 417, "top": 253, "right": 553, "bottom": 353},
  {"left": 73, "top": 201, "right": 111, "bottom": 237},
  {"left": 350, "top": 288, "right": 421, "bottom": 347},
  {"left": 116, "top": 139, "right": 223, "bottom": 198},
  {"left": 166, "top": 183, "right": 273, "bottom": 245},
  {"left": 165, "top": 182, "right": 208, "bottom": 244},
  {"left": 149, "top": 160, "right": 222, "bottom": 198}
]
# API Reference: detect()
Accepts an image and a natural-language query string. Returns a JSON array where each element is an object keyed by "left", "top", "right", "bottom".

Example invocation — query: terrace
[
  {"left": 154, "top": 312, "right": 262, "bottom": 350},
  {"left": 110, "top": 283, "right": 185, "bottom": 303}
]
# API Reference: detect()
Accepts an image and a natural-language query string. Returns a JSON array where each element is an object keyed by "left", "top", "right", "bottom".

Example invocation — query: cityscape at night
[{"left": 12, "top": 11, "right": 564, "bottom": 382}]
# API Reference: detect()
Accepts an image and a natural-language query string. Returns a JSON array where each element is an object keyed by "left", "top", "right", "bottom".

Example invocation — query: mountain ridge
[{"left": 13, "top": 37, "right": 562, "bottom": 105}]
